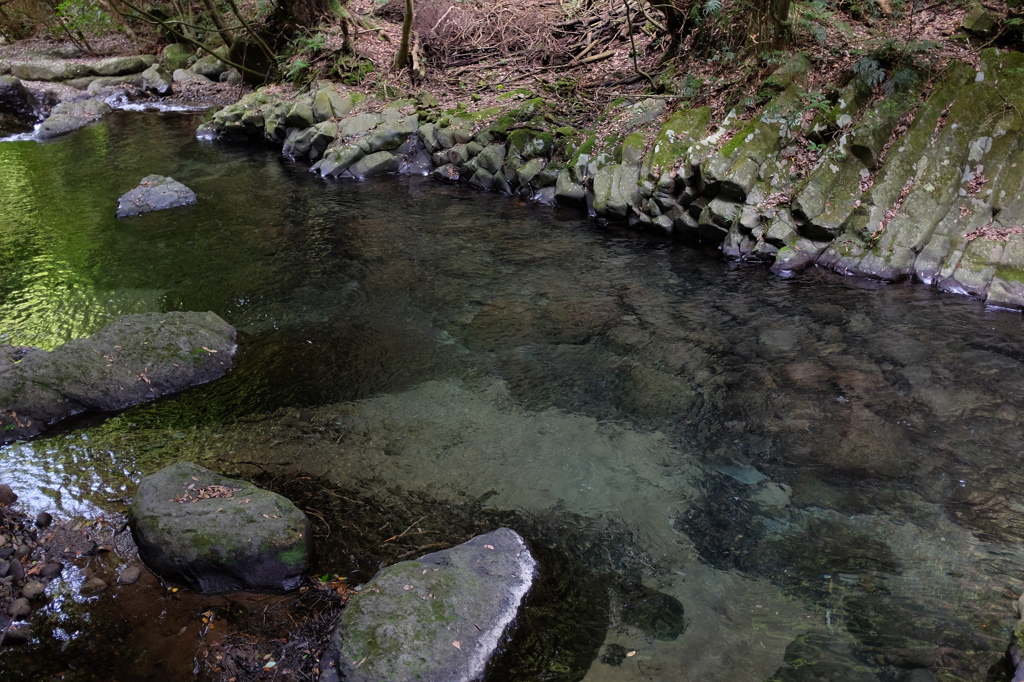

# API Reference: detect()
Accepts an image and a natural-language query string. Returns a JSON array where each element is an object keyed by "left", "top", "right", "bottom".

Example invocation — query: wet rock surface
[
  {"left": 129, "top": 461, "right": 312, "bottom": 593},
  {"left": 0, "top": 311, "right": 236, "bottom": 443},
  {"left": 0, "top": 75, "right": 41, "bottom": 124},
  {"left": 35, "top": 97, "right": 112, "bottom": 139},
  {"left": 319, "top": 528, "right": 536, "bottom": 682},
  {"left": 116, "top": 174, "right": 197, "bottom": 217}
]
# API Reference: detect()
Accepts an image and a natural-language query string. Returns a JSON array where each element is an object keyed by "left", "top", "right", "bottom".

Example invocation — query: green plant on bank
[
  {"left": 52, "top": 0, "right": 113, "bottom": 35},
  {"left": 852, "top": 39, "right": 933, "bottom": 95},
  {"left": 333, "top": 53, "right": 374, "bottom": 85},
  {"left": 801, "top": 90, "right": 831, "bottom": 112},
  {"left": 283, "top": 57, "right": 311, "bottom": 83},
  {"left": 278, "top": 31, "right": 330, "bottom": 84}
]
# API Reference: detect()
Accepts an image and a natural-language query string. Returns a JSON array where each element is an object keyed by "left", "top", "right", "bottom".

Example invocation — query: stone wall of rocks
[{"left": 199, "top": 47, "right": 1024, "bottom": 310}]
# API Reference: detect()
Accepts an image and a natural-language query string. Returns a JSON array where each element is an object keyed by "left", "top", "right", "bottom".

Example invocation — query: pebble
[
  {"left": 0, "top": 560, "right": 8, "bottom": 578},
  {"left": 13, "top": 544, "right": 30, "bottom": 560},
  {"left": 34, "top": 512, "right": 52, "bottom": 529},
  {"left": 4, "top": 624, "right": 31, "bottom": 643},
  {"left": 80, "top": 576, "right": 107, "bottom": 595},
  {"left": 118, "top": 565, "right": 142, "bottom": 585},
  {"left": 0, "top": 484, "right": 17, "bottom": 506},
  {"left": 8, "top": 597, "right": 30, "bottom": 617},
  {"left": 9, "top": 558, "right": 24, "bottom": 582},
  {"left": 0, "top": 547, "right": 13, "bottom": 560},
  {"left": 40, "top": 562, "right": 63, "bottom": 579},
  {"left": 21, "top": 580, "right": 45, "bottom": 600}
]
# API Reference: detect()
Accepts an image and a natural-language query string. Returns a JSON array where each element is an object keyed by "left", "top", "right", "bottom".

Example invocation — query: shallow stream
[{"left": 3, "top": 110, "right": 1024, "bottom": 681}]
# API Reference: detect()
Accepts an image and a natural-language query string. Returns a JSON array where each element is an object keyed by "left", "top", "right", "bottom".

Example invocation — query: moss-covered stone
[
  {"left": 642, "top": 107, "right": 711, "bottom": 177},
  {"left": 129, "top": 461, "right": 311, "bottom": 593},
  {"left": 507, "top": 128, "right": 554, "bottom": 161}
]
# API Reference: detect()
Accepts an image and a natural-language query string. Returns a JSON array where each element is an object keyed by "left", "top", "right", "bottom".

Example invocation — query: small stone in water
[
  {"left": 0, "top": 484, "right": 17, "bottom": 506},
  {"left": 34, "top": 512, "right": 52, "bottom": 528},
  {"left": 81, "top": 577, "right": 108, "bottom": 595},
  {"left": 4, "top": 624, "right": 31, "bottom": 644},
  {"left": 118, "top": 566, "right": 142, "bottom": 585},
  {"left": 8, "top": 597, "right": 30, "bottom": 617},
  {"left": 40, "top": 562, "right": 63, "bottom": 579},
  {"left": 21, "top": 580, "right": 45, "bottom": 600}
]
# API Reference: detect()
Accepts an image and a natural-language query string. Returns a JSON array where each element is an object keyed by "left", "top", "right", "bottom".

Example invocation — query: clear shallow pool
[{"left": 2, "top": 110, "right": 1024, "bottom": 680}]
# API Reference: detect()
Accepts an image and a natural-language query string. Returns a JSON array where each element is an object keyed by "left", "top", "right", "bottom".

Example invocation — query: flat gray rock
[
  {"left": 116, "top": 174, "right": 197, "bottom": 218},
  {"left": 89, "top": 55, "right": 155, "bottom": 77},
  {"left": 130, "top": 462, "right": 312, "bottom": 593},
  {"left": 36, "top": 98, "right": 111, "bottom": 139},
  {"left": 320, "top": 528, "right": 536, "bottom": 682},
  {"left": 0, "top": 311, "right": 236, "bottom": 443}
]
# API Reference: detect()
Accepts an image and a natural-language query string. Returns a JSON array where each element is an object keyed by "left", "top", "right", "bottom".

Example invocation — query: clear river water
[{"left": 2, "top": 109, "right": 1024, "bottom": 681}]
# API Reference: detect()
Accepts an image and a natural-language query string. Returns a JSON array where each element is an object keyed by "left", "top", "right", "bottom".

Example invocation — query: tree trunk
[
  {"left": 394, "top": 0, "right": 413, "bottom": 70},
  {"left": 748, "top": 0, "right": 792, "bottom": 51},
  {"left": 645, "top": 0, "right": 689, "bottom": 55},
  {"left": 199, "top": 0, "right": 235, "bottom": 49}
]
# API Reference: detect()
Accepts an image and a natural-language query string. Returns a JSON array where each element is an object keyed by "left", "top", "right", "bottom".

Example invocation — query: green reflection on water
[{"left": 0, "top": 124, "right": 156, "bottom": 348}]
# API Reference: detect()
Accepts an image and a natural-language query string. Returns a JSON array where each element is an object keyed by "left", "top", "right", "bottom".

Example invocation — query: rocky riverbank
[
  {"left": 0, "top": 40, "right": 248, "bottom": 138},
  {"left": 196, "top": 46, "right": 1024, "bottom": 310}
]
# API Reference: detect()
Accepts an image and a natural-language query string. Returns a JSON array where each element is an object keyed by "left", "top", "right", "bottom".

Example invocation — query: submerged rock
[
  {"left": 129, "top": 462, "right": 312, "bottom": 593},
  {"left": 116, "top": 174, "right": 197, "bottom": 217},
  {"left": 0, "top": 311, "right": 236, "bottom": 443},
  {"left": 319, "top": 527, "right": 536, "bottom": 682}
]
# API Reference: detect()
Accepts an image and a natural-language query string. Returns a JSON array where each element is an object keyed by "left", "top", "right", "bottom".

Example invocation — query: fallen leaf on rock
[
  {"left": 484, "top": 544, "right": 494, "bottom": 549},
  {"left": 627, "top": 651, "right": 636, "bottom": 657},
  {"left": 403, "top": 584, "right": 414, "bottom": 590},
  {"left": 453, "top": 641, "right": 461, "bottom": 650}
]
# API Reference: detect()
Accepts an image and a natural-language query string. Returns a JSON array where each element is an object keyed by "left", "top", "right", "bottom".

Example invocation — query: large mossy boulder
[
  {"left": 319, "top": 528, "right": 536, "bottom": 682},
  {"left": 162, "top": 44, "right": 192, "bottom": 71},
  {"left": 10, "top": 60, "right": 90, "bottom": 81},
  {"left": 0, "top": 311, "right": 236, "bottom": 443},
  {"left": 116, "top": 174, "right": 197, "bottom": 217},
  {"left": 190, "top": 53, "right": 228, "bottom": 80},
  {"left": 90, "top": 55, "right": 156, "bottom": 76},
  {"left": 130, "top": 462, "right": 312, "bottom": 593}
]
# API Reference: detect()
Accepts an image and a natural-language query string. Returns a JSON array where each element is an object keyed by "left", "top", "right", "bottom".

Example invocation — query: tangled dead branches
[{"left": 379, "top": 0, "right": 566, "bottom": 68}]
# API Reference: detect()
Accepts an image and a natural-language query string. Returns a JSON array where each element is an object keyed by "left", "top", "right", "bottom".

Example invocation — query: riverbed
[{"left": 2, "top": 109, "right": 1023, "bottom": 681}]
